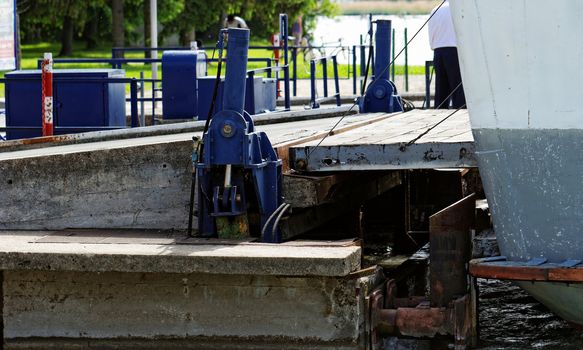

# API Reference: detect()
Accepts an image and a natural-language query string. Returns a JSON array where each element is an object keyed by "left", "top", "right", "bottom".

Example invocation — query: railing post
[
  {"left": 404, "top": 27, "right": 409, "bottom": 92},
  {"left": 332, "top": 56, "right": 341, "bottom": 106},
  {"left": 352, "top": 46, "right": 357, "bottom": 95},
  {"left": 139, "top": 71, "right": 145, "bottom": 126},
  {"left": 284, "top": 66, "right": 291, "bottom": 110},
  {"left": 280, "top": 14, "right": 290, "bottom": 109},
  {"left": 425, "top": 60, "right": 433, "bottom": 109},
  {"left": 392, "top": 28, "right": 396, "bottom": 82},
  {"left": 359, "top": 37, "right": 366, "bottom": 76},
  {"left": 41, "top": 52, "right": 54, "bottom": 137},
  {"left": 292, "top": 46, "right": 297, "bottom": 97},
  {"left": 310, "top": 60, "right": 318, "bottom": 108},
  {"left": 130, "top": 78, "right": 138, "bottom": 128},
  {"left": 322, "top": 57, "right": 328, "bottom": 98},
  {"left": 368, "top": 13, "right": 374, "bottom": 71}
]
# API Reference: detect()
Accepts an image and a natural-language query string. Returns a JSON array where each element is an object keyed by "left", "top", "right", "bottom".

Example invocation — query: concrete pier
[
  {"left": 0, "top": 111, "right": 376, "bottom": 231},
  {"left": 0, "top": 231, "right": 367, "bottom": 349},
  {"left": 0, "top": 108, "right": 481, "bottom": 348}
]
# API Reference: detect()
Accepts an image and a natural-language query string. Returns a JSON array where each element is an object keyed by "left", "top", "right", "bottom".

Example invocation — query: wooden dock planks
[{"left": 289, "top": 109, "right": 476, "bottom": 171}]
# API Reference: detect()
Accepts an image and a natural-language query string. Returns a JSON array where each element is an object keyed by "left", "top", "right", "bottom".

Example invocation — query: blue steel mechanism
[
  {"left": 197, "top": 28, "right": 283, "bottom": 243},
  {"left": 359, "top": 20, "right": 403, "bottom": 113}
]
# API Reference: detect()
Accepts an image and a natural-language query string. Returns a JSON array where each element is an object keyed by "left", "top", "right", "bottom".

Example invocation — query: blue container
[
  {"left": 197, "top": 76, "right": 225, "bottom": 120},
  {"left": 162, "top": 51, "right": 204, "bottom": 120},
  {"left": 197, "top": 76, "right": 276, "bottom": 120},
  {"left": 253, "top": 77, "right": 277, "bottom": 113},
  {"left": 4, "top": 69, "right": 126, "bottom": 140}
]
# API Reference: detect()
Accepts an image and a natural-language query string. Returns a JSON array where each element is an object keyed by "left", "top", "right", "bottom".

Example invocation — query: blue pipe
[
  {"left": 374, "top": 20, "right": 392, "bottom": 81},
  {"left": 222, "top": 28, "right": 250, "bottom": 115}
]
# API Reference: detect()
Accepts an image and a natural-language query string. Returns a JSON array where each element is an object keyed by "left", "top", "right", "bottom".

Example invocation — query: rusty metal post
[{"left": 429, "top": 194, "right": 475, "bottom": 307}]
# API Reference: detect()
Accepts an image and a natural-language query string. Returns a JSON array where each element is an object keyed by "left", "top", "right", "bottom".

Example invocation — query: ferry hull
[
  {"left": 516, "top": 281, "right": 583, "bottom": 327},
  {"left": 473, "top": 128, "right": 583, "bottom": 262},
  {"left": 450, "top": 0, "right": 583, "bottom": 326}
]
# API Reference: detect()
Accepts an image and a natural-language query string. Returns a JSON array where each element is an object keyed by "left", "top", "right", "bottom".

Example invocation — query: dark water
[{"left": 477, "top": 279, "right": 583, "bottom": 350}]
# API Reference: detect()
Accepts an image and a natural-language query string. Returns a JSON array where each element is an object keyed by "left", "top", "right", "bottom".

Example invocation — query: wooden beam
[
  {"left": 469, "top": 259, "right": 583, "bottom": 282},
  {"left": 283, "top": 173, "right": 355, "bottom": 208},
  {"left": 289, "top": 109, "right": 476, "bottom": 172},
  {"left": 274, "top": 112, "right": 397, "bottom": 172},
  {"left": 280, "top": 172, "right": 402, "bottom": 240}
]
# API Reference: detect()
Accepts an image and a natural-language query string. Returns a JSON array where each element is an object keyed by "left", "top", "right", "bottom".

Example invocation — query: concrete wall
[
  {"left": 0, "top": 140, "right": 193, "bottom": 230},
  {"left": 3, "top": 270, "right": 365, "bottom": 349}
]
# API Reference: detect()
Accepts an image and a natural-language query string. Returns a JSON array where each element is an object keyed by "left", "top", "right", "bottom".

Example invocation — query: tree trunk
[
  {"left": 144, "top": 0, "right": 151, "bottom": 58},
  {"left": 112, "top": 0, "right": 124, "bottom": 58},
  {"left": 59, "top": 15, "right": 74, "bottom": 56},
  {"left": 179, "top": 28, "right": 195, "bottom": 47},
  {"left": 84, "top": 13, "right": 99, "bottom": 49},
  {"left": 16, "top": 12, "right": 21, "bottom": 69}
]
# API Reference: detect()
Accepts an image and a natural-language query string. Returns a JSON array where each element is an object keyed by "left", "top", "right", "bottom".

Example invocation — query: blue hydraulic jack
[
  {"left": 196, "top": 28, "right": 284, "bottom": 243},
  {"left": 359, "top": 20, "right": 403, "bottom": 113}
]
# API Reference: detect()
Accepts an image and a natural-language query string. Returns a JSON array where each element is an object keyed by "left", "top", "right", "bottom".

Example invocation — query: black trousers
[{"left": 433, "top": 47, "right": 466, "bottom": 109}]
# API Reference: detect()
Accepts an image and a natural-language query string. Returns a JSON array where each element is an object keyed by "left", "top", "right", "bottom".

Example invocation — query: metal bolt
[
  {"left": 222, "top": 124, "right": 233, "bottom": 136},
  {"left": 295, "top": 158, "right": 307, "bottom": 171}
]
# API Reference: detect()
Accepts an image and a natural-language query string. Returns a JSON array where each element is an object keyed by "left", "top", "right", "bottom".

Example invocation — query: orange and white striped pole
[{"left": 41, "top": 52, "right": 53, "bottom": 136}]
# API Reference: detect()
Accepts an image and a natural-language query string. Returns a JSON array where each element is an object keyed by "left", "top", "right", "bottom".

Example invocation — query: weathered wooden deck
[{"left": 289, "top": 109, "right": 475, "bottom": 171}]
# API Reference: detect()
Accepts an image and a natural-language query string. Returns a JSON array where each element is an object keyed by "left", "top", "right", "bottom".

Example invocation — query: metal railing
[
  {"left": 310, "top": 55, "right": 341, "bottom": 109},
  {"left": 111, "top": 43, "right": 356, "bottom": 99},
  {"left": 247, "top": 65, "right": 291, "bottom": 111},
  {"left": 37, "top": 57, "right": 273, "bottom": 72},
  {"left": 425, "top": 60, "right": 434, "bottom": 109}
]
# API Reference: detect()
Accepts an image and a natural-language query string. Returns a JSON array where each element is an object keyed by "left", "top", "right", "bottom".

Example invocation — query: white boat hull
[{"left": 450, "top": 0, "right": 583, "bottom": 326}]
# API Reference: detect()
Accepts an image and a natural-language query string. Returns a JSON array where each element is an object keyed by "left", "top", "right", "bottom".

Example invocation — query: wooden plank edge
[
  {"left": 469, "top": 261, "right": 583, "bottom": 282},
  {"left": 273, "top": 112, "right": 401, "bottom": 172}
]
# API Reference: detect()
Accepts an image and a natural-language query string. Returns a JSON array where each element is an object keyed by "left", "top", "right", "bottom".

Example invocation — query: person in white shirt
[
  {"left": 224, "top": 14, "right": 248, "bottom": 29},
  {"left": 428, "top": 0, "right": 465, "bottom": 108}
]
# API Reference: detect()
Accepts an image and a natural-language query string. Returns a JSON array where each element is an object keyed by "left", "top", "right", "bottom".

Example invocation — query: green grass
[{"left": 1, "top": 40, "right": 425, "bottom": 97}]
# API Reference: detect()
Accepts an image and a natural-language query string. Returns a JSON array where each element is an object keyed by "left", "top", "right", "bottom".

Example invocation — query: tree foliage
[{"left": 16, "top": 0, "right": 337, "bottom": 54}]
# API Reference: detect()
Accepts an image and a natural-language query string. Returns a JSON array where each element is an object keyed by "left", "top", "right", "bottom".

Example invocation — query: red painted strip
[{"left": 41, "top": 52, "right": 53, "bottom": 136}]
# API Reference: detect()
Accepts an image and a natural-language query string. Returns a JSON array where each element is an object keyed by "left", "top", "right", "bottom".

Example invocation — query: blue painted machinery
[
  {"left": 196, "top": 28, "right": 284, "bottom": 243},
  {"left": 359, "top": 20, "right": 403, "bottom": 113},
  {"left": 162, "top": 39, "right": 277, "bottom": 120}
]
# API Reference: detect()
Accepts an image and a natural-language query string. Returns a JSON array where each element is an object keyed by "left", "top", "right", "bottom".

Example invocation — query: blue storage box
[
  {"left": 162, "top": 51, "right": 207, "bottom": 120},
  {"left": 197, "top": 76, "right": 277, "bottom": 120},
  {"left": 4, "top": 69, "right": 126, "bottom": 140}
]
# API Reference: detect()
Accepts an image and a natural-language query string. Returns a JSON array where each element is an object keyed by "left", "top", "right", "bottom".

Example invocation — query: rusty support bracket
[
  {"left": 369, "top": 283, "right": 477, "bottom": 349},
  {"left": 368, "top": 194, "right": 478, "bottom": 349},
  {"left": 429, "top": 193, "right": 475, "bottom": 307}
]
